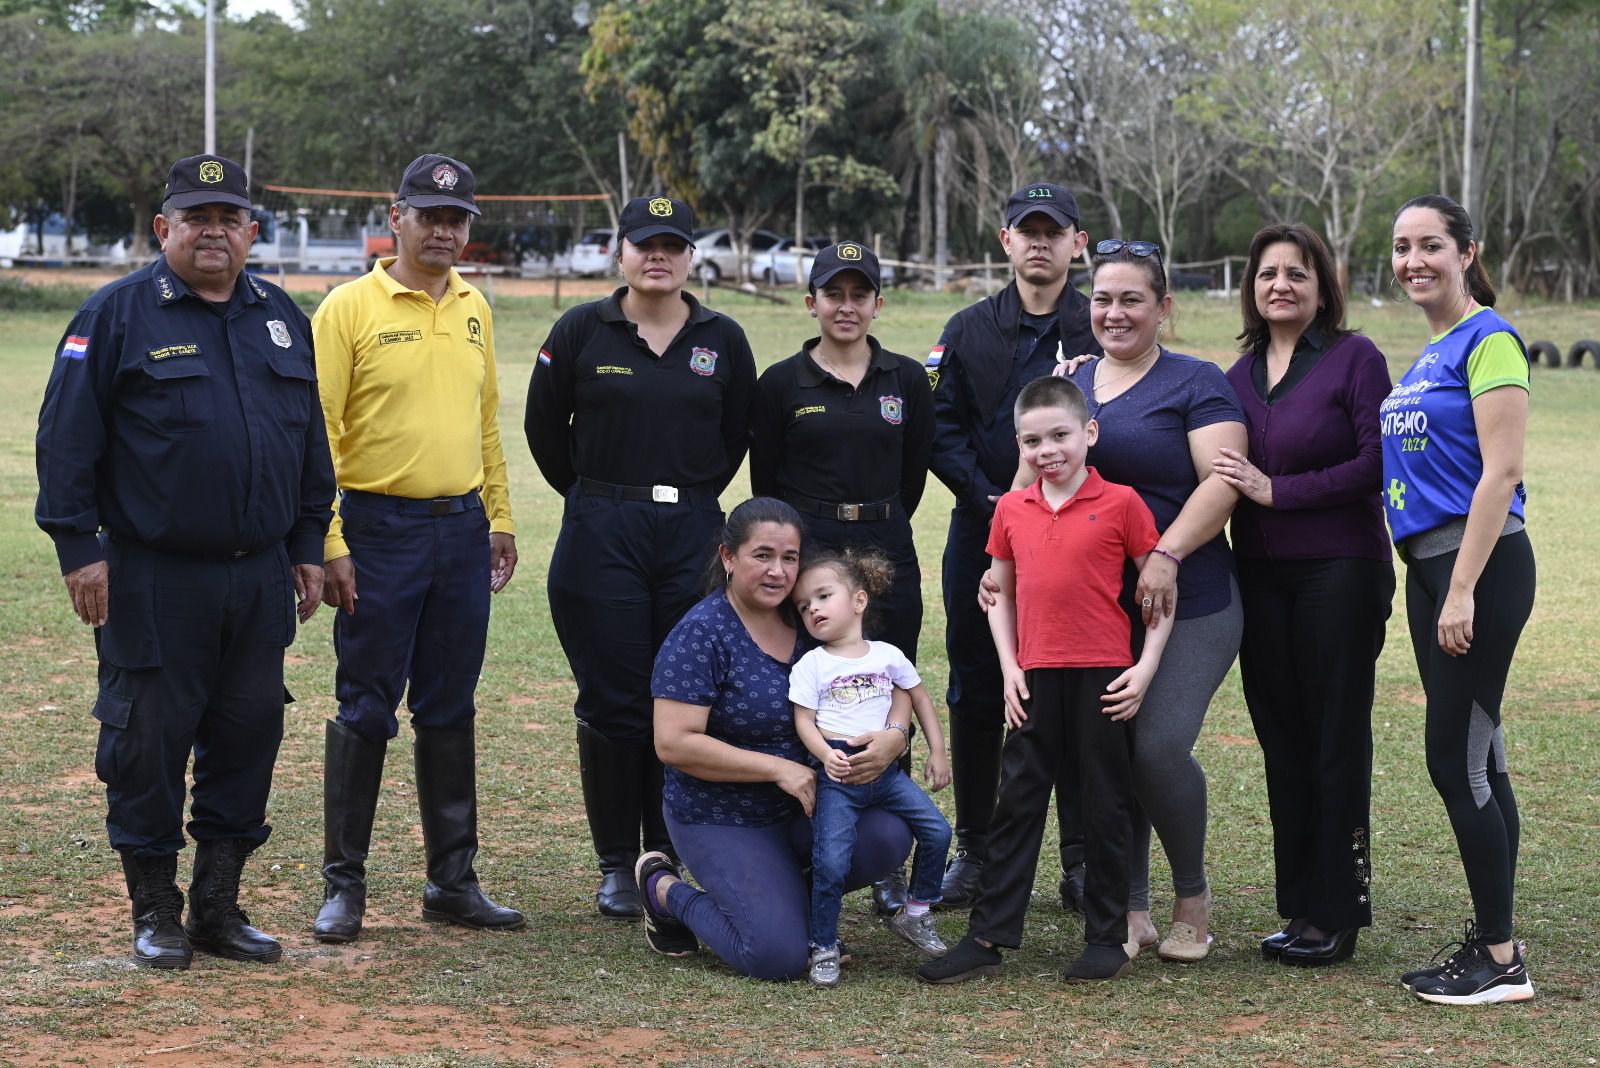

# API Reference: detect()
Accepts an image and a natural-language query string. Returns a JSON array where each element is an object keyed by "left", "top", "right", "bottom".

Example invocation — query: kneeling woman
[{"left": 636, "top": 499, "right": 914, "bottom": 979}]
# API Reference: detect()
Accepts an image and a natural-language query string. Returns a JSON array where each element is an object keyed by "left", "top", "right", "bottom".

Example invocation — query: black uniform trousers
[
  {"left": 941, "top": 507, "right": 1083, "bottom": 868},
  {"left": 801, "top": 510, "right": 922, "bottom": 663},
  {"left": 91, "top": 537, "right": 293, "bottom": 859},
  {"left": 1236, "top": 555, "right": 1394, "bottom": 930},
  {"left": 547, "top": 486, "right": 723, "bottom": 746},
  {"left": 969, "top": 667, "right": 1134, "bottom": 949}
]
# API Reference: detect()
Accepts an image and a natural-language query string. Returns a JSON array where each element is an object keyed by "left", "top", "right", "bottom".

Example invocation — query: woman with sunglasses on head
[
  {"left": 1030, "top": 239, "right": 1245, "bottom": 961},
  {"left": 1212, "top": 224, "right": 1394, "bottom": 967},
  {"left": 1382, "top": 194, "right": 1535, "bottom": 1006}
]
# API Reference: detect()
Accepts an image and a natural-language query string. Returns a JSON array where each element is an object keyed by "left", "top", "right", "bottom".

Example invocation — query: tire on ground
[
  {"left": 1566, "top": 339, "right": 1600, "bottom": 369},
  {"left": 1528, "top": 340, "right": 1561, "bottom": 368}
]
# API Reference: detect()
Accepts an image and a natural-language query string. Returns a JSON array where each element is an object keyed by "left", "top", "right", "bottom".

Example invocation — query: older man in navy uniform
[{"left": 36, "top": 154, "right": 335, "bottom": 969}]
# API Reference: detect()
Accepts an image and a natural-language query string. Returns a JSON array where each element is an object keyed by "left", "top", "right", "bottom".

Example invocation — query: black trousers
[
  {"left": 1236, "top": 555, "right": 1394, "bottom": 930},
  {"left": 968, "top": 667, "right": 1133, "bottom": 949},
  {"left": 941, "top": 508, "right": 1082, "bottom": 868},
  {"left": 1407, "top": 530, "right": 1534, "bottom": 945}
]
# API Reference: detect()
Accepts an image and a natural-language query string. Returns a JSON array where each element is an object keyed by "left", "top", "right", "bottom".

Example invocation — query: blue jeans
[
  {"left": 664, "top": 805, "right": 912, "bottom": 980},
  {"left": 810, "top": 743, "right": 951, "bottom": 949}
]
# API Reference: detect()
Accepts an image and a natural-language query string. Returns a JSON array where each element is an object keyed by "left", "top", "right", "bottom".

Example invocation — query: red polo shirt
[{"left": 986, "top": 467, "right": 1159, "bottom": 669}]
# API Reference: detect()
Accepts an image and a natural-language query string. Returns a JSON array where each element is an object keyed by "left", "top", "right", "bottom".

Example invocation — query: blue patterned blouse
[{"left": 652, "top": 590, "right": 810, "bottom": 826}]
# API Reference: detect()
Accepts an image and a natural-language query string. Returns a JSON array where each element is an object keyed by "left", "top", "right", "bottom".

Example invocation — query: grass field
[{"left": 2, "top": 278, "right": 1598, "bottom": 1067}]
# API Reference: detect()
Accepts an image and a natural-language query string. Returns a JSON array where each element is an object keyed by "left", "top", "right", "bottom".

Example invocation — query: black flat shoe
[
  {"left": 1281, "top": 927, "right": 1358, "bottom": 967},
  {"left": 1260, "top": 925, "right": 1300, "bottom": 959}
]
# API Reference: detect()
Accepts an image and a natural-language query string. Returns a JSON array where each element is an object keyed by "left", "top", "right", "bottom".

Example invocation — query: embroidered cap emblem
[
  {"left": 648, "top": 197, "right": 674, "bottom": 217},
  {"left": 432, "top": 164, "right": 459, "bottom": 190},
  {"left": 838, "top": 243, "right": 862, "bottom": 261},
  {"left": 198, "top": 161, "right": 225, "bottom": 184}
]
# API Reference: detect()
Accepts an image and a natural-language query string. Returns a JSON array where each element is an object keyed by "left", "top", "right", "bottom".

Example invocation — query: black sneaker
[
  {"left": 1411, "top": 938, "right": 1534, "bottom": 1005},
  {"left": 871, "top": 868, "right": 909, "bottom": 917},
  {"left": 916, "top": 933, "right": 1003, "bottom": 984},
  {"left": 635, "top": 852, "right": 698, "bottom": 958},
  {"left": 1399, "top": 920, "right": 1478, "bottom": 990}
]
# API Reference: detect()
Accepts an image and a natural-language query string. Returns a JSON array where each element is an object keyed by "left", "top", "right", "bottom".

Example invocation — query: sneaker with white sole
[
  {"left": 1411, "top": 938, "right": 1534, "bottom": 1005},
  {"left": 1400, "top": 920, "right": 1479, "bottom": 991},
  {"left": 808, "top": 944, "right": 842, "bottom": 988},
  {"left": 888, "top": 908, "right": 947, "bottom": 958}
]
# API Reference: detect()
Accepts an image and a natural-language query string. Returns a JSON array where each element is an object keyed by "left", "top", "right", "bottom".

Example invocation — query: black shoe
[
  {"left": 185, "top": 839, "right": 282, "bottom": 963},
  {"left": 414, "top": 725, "right": 525, "bottom": 931},
  {"left": 1281, "top": 927, "right": 1358, "bottom": 967},
  {"left": 917, "top": 933, "right": 1003, "bottom": 984},
  {"left": 938, "top": 850, "right": 983, "bottom": 909},
  {"left": 1059, "top": 863, "right": 1085, "bottom": 914},
  {"left": 1411, "top": 938, "right": 1535, "bottom": 1005},
  {"left": 635, "top": 851, "right": 697, "bottom": 958},
  {"left": 1260, "top": 924, "right": 1301, "bottom": 960},
  {"left": 597, "top": 869, "right": 644, "bottom": 920},
  {"left": 871, "top": 867, "right": 910, "bottom": 917},
  {"left": 119, "top": 851, "right": 192, "bottom": 970},
  {"left": 314, "top": 720, "right": 387, "bottom": 944},
  {"left": 1063, "top": 943, "right": 1132, "bottom": 984},
  {"left": 1400, "top": 920, "right": 1478, "bottom": 990}
]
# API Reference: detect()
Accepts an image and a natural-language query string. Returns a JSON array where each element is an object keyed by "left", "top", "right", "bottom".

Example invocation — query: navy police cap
[
  {"left": 398, "top": 153, "right": 480, "bottom": 216},
  {"left": 618, "top": 196, "right": 695, "bottom": 245},
  {"left": 165, "top": 154, "right": 252, "bottom": 211},
  {"left": 1005, "top": 182, "right": 1080, "bottom": 228},
  {"left": 809, "top": 241, "right": 881, "bottom": 292}
]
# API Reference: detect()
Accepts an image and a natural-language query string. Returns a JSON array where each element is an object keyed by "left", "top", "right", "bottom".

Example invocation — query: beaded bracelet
[{"left": 1150, "top": 547, "right": 1183, "bottom": 566}]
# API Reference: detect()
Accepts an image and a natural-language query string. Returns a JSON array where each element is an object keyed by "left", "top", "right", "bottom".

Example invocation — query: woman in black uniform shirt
[
  {"left": 527, "top": 196, "right": 757, "bottom": 919},
  {"left": 749, "top": 241, "right": 935, "bottom": 912}
]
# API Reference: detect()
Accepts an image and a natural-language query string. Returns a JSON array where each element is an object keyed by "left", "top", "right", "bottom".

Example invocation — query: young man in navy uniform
[
  {"left": 926, "top": 183, "right": 1099, "bottom": 909},
  {"left": 36, "top": 154, "right": 335, "bottom": 969}
]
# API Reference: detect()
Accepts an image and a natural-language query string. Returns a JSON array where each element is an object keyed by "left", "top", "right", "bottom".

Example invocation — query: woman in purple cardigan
[{"left": 1212, "top": 224, "right": 1394, "bottom": 967}]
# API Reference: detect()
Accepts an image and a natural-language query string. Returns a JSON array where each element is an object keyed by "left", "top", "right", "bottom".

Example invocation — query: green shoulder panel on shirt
[{"left": 1466, "top": 331, "right": 1530, "bottom": 398}]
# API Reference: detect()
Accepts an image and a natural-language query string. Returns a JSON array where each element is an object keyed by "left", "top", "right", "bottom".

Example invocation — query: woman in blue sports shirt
[{"left": 1381, "top": 194, "right": 1536, "bottom": 1007}]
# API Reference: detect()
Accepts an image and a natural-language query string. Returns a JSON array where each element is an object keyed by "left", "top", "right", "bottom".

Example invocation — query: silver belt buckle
[
  {"left": 651, "top": 485, "right": 680, "bottom": 504},
  {"left": 837, "top": 503, "right": 860, "bottom": 520}
]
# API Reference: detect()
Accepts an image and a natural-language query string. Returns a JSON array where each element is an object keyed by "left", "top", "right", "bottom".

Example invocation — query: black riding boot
[
  {"left": 414, "top": 725, "right": 525, "bottom": 930},
  {"left": 577, "top": 721, "right": 645, "bottom": 919},
  {"left": 314, "top": 720, "right": 387, "bottom": 943},
  {"left": 940, "top": 713, "right": 1005, "bottom": 907},
  {"left": 641, "top": 746, "right": 674, "bottom": 859},
  {"left": 185, "top": 839, "right": 282, "bottom": 962},
  {"left": 1057, "top": 783, "right": 1086, "bottom": 913},
  {"left": 119, "top": 851, "right": 192, "bottom": 969}
]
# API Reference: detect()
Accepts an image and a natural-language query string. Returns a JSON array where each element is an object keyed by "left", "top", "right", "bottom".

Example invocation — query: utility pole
[
  {"left": 1462, "top": 0, "right": 1481, "bottom": 224},
  {"left": 205, "top": 0, "right": 216, "bottom": 154}
]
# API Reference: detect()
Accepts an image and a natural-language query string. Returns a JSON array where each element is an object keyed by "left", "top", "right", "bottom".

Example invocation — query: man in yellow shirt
[{"left": 309, "top": 154, "right": 522, "bottom": 942}]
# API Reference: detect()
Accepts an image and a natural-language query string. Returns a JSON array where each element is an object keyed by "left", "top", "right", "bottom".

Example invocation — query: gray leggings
[{"left": 1128, "top": 582, "right": 1243, "bottom": 912}]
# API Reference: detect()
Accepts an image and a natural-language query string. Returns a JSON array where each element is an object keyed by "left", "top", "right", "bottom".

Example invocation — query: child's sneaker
[
  {"left": 1411, "top": 938, "right": 1534, "bottom": 1005},
  {"left": 808, "top": 944, "right": 842, "bottom": 988},
  {"left": 888, "top": 908, "right": 947, "bottom": 958}
]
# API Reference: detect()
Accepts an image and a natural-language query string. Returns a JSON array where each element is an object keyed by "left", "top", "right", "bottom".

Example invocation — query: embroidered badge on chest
[
  {"left": 879, "top": 394, "right": 904, "bottom": 425},
  {"left": 689, "top": 347, "right": 718, "bottom": 376},
  {"left": 267, "top": 320, "right": 292, "bottom": 349}
]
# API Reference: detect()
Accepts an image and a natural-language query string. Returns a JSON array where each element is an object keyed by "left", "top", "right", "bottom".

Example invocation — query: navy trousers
[
  {"left": 332, "top": 491, "right": 490, "bottom": 741},
  {"left": 92, "top": 537, "right": 294, "bottom": 858}
]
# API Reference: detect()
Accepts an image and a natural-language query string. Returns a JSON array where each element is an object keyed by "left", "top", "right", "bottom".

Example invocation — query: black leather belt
[
  {"left": 577, "top": 477, "right": 714, "bottom": 504},
  {"left": 341, "top": 489, "right": 481, "bottom": 516},
  {"left": 785, "top": 493, "right": 895, "bottom": 522}
]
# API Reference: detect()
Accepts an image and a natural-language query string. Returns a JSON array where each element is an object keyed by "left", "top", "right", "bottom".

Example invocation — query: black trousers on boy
[{"left": 968, "top": 667, "right": 1133, "bottom": 950}]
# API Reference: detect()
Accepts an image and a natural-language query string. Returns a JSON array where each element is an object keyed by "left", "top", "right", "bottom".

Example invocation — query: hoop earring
[{"left": 1387, "top": 275, "right": 1410, "bottom": 305}]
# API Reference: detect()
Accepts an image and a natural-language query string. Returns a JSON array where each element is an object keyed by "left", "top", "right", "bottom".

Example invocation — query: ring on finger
[{"left": 1142, "top": 597, "right": 1154, "bottom": 608}]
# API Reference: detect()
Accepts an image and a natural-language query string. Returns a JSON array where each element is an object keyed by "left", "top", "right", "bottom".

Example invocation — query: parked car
[
  {"left": 568, "top": 228, "right": 615, "bottom": 277},
  {"left": 755, "top": 236, "right": 830, "bottom": 285},
  {"left": 691, "top": 227, "right": 782, "bottom": 283}
]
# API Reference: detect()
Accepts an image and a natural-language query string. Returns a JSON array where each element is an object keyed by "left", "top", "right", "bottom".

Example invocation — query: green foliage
[{"left": 0, "top": 274, "right": 93, "bottom": 310}]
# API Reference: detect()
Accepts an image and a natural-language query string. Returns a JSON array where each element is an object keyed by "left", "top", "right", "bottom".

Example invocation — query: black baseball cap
[
  {"left": 809, "top": 240, "right": 881, "bottom": 291},
  {"left": 398, "top": 154, "right": 480, "bottom": 215},
  {"left": 1005, "top": 182, "right": 1080, "bottom": 228},
  {"left": 618, "top": 196, "right": 695, "bottom": 244},
  {"left": 164, "top": 154, "right": 252, "bottom": 211}
]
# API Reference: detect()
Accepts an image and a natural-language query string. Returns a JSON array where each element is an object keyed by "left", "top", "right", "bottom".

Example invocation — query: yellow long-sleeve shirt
[{"left": 312, "top": 259, "right": 513, "bottom": 561}]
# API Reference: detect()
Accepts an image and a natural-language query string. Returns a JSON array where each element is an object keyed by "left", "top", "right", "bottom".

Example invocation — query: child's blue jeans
[{"left": 810, "top": 740, "right": 951, "bottom": 948}]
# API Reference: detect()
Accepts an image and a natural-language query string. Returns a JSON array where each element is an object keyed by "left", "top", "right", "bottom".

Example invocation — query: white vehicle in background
[
  {"left": 755, "top": 236, "right": 830, "bottom": 285},
  {"left": 691, "top": 227, "right": 781, "bottom": 283},
  {"left": 568, "top": 229, "right": 615, "bottom": 277}
]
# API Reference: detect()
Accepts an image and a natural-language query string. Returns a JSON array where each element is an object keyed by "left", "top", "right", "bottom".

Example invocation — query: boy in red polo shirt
[{"left": 919, "top": 375, "right": 1173, "bottom": 985}]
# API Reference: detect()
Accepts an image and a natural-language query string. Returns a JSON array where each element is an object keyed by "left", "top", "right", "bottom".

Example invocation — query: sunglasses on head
[{"left": 1095, "top": 239, "right": 1162, "bottom": 259}]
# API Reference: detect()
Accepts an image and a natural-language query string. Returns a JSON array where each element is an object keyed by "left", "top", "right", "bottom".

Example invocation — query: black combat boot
[
  {"left": 314, "top": 720, "right": 388, "bottom": 943},
  {"left": 577, "top": 721, "right": 646, "bottom": 919},
  {"left": 185, "top": 839, "right": 283, "bottom": 963},
  {"left": 119, "top": 851, "right": 192, "bottom": 969},
  {"left": 939, "top": 714, "right": 1005, "bottom": 908},
  {"left": 414, "top": 725, "right": 525, "bottom": 930}
]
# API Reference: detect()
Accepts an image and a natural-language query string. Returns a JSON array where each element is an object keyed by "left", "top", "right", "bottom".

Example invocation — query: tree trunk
[
  {"left": 130, "top": 189, "right": 153, "bottom": 262},
  {"left": 917, "top": 147, "right": 932, "bottom": 269},
  {"left": 935, "top": 123, "right": 954, "bottom": 287}
]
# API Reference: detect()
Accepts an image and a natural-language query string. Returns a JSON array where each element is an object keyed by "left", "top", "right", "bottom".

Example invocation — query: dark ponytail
[{"left": 1395, "top": 193, "right": 1497, "bottom": 308}]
